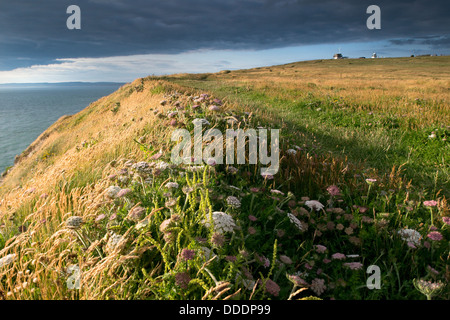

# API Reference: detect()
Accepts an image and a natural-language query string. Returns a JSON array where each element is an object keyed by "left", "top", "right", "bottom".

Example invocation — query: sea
[{"left": 0, "top": 83, "right": 124, "bottom": 174}]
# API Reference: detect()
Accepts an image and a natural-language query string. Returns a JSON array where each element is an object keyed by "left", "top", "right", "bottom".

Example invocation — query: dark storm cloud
[{"left": 0, "top": 0, "right": 449, "bottom": 70}]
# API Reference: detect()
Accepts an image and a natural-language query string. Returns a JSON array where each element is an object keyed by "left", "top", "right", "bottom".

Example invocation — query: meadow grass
[{"left": 0, "top": 57, "right": 448, "bottom": 300}]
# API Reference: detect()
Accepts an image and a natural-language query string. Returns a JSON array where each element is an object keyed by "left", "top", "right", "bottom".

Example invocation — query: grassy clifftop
[{"left": 0, "top": 57, "right": 448, "bottom": 300}]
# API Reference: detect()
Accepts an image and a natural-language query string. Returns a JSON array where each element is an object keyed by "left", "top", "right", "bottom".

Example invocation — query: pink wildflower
[
  {"left": 279, "top": 255, "right": 293, "bottom": 264},
  {"left": 407, "top": 242, "right": 417, "bottom": 249},
  {"left": 423, "top": 200, "right": 438, "bottom": 207},
  {"left": 427, "top": 231, "right": 443, "bottom": 241},
  {"left": 265, "top": 279, "right": 280, "bottom": 296},
  {"left": 180, "top": 249, "right": 195, "bottom": 261},
  {"left": 208, "top": 105, "right": 221, "bottom": 112},
  {"left": 175, "top": 272, "right": 191, "bottom": 289},
  {"left": 331, "top": 253, "right": 346, "bottom": 260},
  {"left": 310, "top": 278, "right": 326, "bottom": 296},
  {"left": 326, "top": 185, "right": 340, "bottom": 196},
  {"left": 343, "top": 262, "right": 363, "bottom": 270},
  {"left": 443, "top": 217, "right": 450, "bottom": 225},
  {"left": 248, "top": 215, "right": 258, "bottom": 222},
  {"left": 314, "top": 245, "right": 327, "bottom": 253}
]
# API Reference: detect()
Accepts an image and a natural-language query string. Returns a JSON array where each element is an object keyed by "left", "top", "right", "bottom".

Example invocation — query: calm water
[{"left": 0, "top": 83, "right": 124, "bottom": 173}]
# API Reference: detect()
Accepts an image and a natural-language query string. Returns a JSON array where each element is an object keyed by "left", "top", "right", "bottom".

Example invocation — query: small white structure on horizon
[{"left": 371, "top": 52, "right": 377, "bottom": 58}]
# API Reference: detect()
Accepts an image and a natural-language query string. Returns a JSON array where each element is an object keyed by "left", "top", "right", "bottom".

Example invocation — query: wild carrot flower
[
  {"left": 314, "top": 245, "right": 327, "bottom": 253},
  {"left": 287, "top": 213, "right": 305, "bottom": 231},
  {"left": 343, "top": 262, "right": 364, "bottom": 270},
  {"left": 127, "top": 206, "right": 146, "bottom": 221},
  {"left": 442, "top": 217, "right": 450, "bottom": 226},
  {"left": 310, "top": 278, "right": 326, "bottom": 296},
  {"left": 203, "top": 212, "right": 236, "bottom": 234},
  {"left": 105, "top": 186, "right": 121, "bottom": 199},
  {"left": 225, "top": 255, "right": 237, "bottom": 262},
  {"left": 247, "top": 227, "right": 256, "bottom": 235},
  {"left": 331, "top": 253, "right": 346, "bottom": 260},
  {"left": 66, "top": 216, "right": 83, "bottom": 230},
  {"left": 105, "top": 233, "right": 123, "bottom": 254},
  {"left": 398, "top": 229, "right": 422, "bottom": 246},
  {"left": 167, "top": 111, "right": 178, "bottom": 118},
  {"left": 226, "top": 196, "right": 241, "bottom": 209},
  {"left": 286, "top": 149, "right": 297, "bottom": 155},
  {"left": 327, "top": 185, "right": 340, "bottom": 196},
  {"left": 345, "top": 227, "right": 354, "bottom": 235},
  {"left": 413, "top": 279, "right": 445, "bottom": 300},
  {"left": 248, "top": 215, "right": 258, "bottom": 222},
  {"left": 180, "top": 249, "right": 196, "bottom": 261},
  {"left": 326, "top": 221, "right": 335, "bottom": 230},
  {"left": 280, "top": 255, "right": 293, "bottom": 264},
  {"left": 175, "top": 272, "right": 191, "bottom": 290},
  {"left": 165, "top": 182, "right": 179, "bottom": 189},
  {"left": 305, "top": 200, "right": 324, "bottom": 211},
  {"left": 427, "top": 231, "right": 443, "bottom": 241},
  {"left": 211, "top": 233, "right": 226, "bottom": 247},
  {"left": 270, "top": 189, "right": 285, "bottom": 195},
  {"left": 265, "top": 279, "right": 280, "bottom": 296},
  {"left": 0, "top": 254, "right": 16, "bottom": 268},
  {"left": 423, "top": 200, "right": 438, "bottom": 207},
  {"left": 209, "top": 105, "right": 221, "bottom": 111},
  {"left": 116, "top": 188, "right": 131, "bottom": 198},
  {"left": 362, "top": 216, "right": 374, "bottom": 224},
  {"left": 365, "top": 178, "right": 377, "bottom": 184},
  {"left": 288, "top": 274, "right": 308, "bottom": 287}
]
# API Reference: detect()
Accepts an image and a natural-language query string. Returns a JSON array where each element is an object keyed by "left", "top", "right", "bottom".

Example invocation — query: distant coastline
[{"left": 0, "top": 82, "right": 126, "bottom": 88}]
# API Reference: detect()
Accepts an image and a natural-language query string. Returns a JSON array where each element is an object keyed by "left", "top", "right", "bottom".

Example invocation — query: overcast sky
[{"left": 0, "top": 0, "right": 448, "bottom": 83}]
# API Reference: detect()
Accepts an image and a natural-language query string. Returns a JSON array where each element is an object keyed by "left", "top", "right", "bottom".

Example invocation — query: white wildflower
[
  {"left": 0, "top": 254, "right": 16, "bottom": 269},
  {"left": 157, "top": 161, "right": 169, "bottom": 171},
  {"left": 287, "top": 149, "right": 297, "bottom": 155},
  {"left": 226, "top": 196, "right": 241, "bottom": 209},
  {"left": 203, "top": 212, "right": 237, "bottom": 234},
  {"left": 287, "top": 213, "right": 305, "bottom": 232},
  {"left": 66, "top": 216, "right": 83, "bottom": 230},
  {"left": 200, "top": 246, "right": 218, "bottom": 261},
  {"left": 305, "top": 200, "right": 324, "bottom": 211},
  {"left": 105, "top": 186, "right": 121, "bottom": 199},
  {"left": 398, "top": 229, "right": 422, "bottom": 246},
  {"left": 105, "top": 233, "right": 124, "bottom": 254},
  {"left": 131, "top": 161, "right": 152, "bottom": 175},
  {"left": 165, "top": 182, "right": 179, "bottom": 189}
]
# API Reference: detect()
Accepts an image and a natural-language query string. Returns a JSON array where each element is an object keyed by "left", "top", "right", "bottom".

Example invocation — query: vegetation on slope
[{"left": 0, "top": 57, "right": 448, "bottom": 300}]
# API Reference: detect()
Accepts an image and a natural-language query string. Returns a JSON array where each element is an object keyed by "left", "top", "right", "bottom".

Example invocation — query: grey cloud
[{"left": 0, "top": 0, "right": 448, "bottom": 70}]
